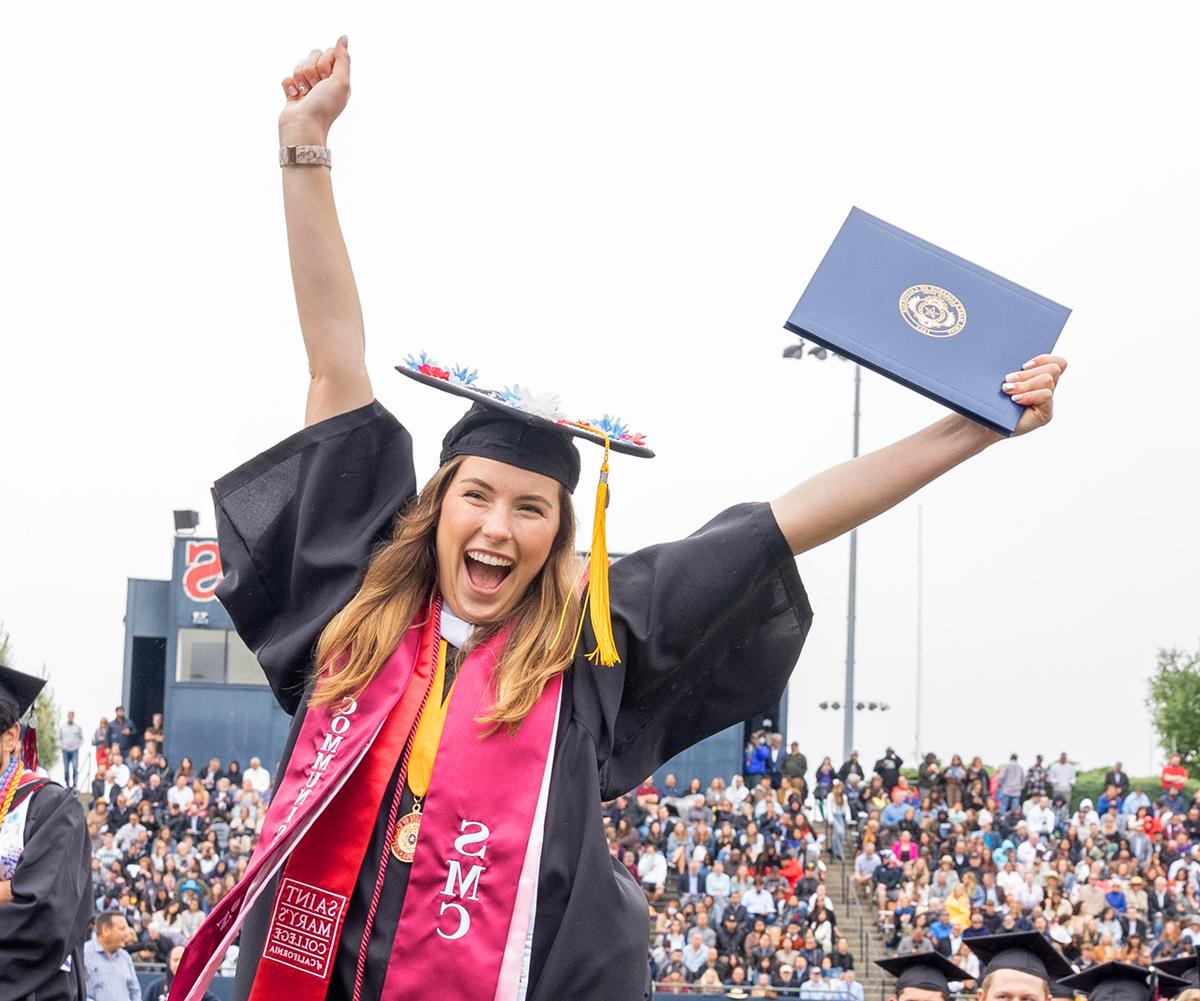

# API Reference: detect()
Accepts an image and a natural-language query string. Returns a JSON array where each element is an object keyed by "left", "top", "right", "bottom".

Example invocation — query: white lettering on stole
[
  {"left": 272, "top": 698, "right": 359, "bottom": 843},
  {"left": 441, "top": 860, "right": 484, "bottom": 901},
  {"left": 454, "top": 820, "right": 490, "bottom": 859},
  {"left": 436, "top": 819, "right": 492, "bottom": 941},
  {"left": 437, "top": 901, "right": 470, "bottom": 941}
]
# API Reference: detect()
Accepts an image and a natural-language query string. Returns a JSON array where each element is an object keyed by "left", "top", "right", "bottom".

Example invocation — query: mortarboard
[
  {"left": 876, "top": 954, "right": 966, "bottom": 998},
  {"left": 0, "top": 664, "right": 46, "bottom": 769},
  {"left": 397, "top": 354, "right": 653, "bottom": 666},
  {"left": 1060, "top": 963, "right": 1189, "bottom": 1001},
  {"left": 0, "top": 665, "right": 45, "bottom": 728},
  {"left": 965, "top": 931, "right": 1075, "bottom": 983},
  {"left": 1153, "top": 958, "right": 1200, "bottom": 989},
  {"left": 1051, "top": 982, "right": 1078, "bottom": 1001}
]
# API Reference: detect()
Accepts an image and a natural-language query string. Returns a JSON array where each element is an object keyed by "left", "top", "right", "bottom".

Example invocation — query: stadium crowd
[{"left": 56, "top": 707, "right": 1200, "bottom": 999}]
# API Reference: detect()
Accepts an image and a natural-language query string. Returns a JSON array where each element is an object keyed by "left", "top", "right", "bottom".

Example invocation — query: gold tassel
[{"left": 586, "top": 436, "right": 620, "bottom": 667}]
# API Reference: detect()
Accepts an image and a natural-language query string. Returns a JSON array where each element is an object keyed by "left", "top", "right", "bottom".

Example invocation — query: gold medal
[{"left": 391, "top": 800, "right": 423, "bottom": 863}]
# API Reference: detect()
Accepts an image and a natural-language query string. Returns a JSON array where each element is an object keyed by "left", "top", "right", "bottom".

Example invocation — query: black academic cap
[
  {"left": 965, "top": 931, "right": 1075, "bottom": 982},
  {"left": 440, "top": 403, "right": 583, "bottom": 491},
  {"left": 1153, "top": 958, "right": 1200, "bottom": 989},
  {"left": 876, "top": 954, "right": 965, "bottom": 997},
  {"left": 1050, "top": 982, "right": 1077, "bottom": 1000},
  {"left": 1059, "top": 963, "right": 1189, "bottom": 1001},
  {"left": 0, "top": 665, "right": 45, "bottom": 729}
]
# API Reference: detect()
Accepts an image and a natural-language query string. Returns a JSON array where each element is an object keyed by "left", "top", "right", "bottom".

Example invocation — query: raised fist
[{"left": 279, "top": 36, "right": 350, "bottom": 144}]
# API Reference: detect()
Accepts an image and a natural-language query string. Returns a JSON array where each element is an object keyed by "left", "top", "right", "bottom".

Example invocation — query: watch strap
[{"left": 279, "top": 145, "right": 332, "bottom": 168}]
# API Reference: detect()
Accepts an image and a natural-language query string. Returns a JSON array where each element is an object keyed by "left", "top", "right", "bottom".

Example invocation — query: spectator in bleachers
[
  {"left": 783, "top": 742, "right": 808, "bottom": 795},
  {"left": 107, "top": 706, "right": 138, "bottom": 755},
  {"left": 1162, "top": 753, "right": 1189, "bottom": 793},
  {"left": 995, "top": 755, "right": 1025, "bottom": 814},
  {"left": 875, "top": 749, "right": 904, "bottom": 792},
  {"left": 1049, "top": 752, "right": 1077, "bottom": 801},
  {"left": 59, "top": 709, "right": 84, "bottom": 789}
]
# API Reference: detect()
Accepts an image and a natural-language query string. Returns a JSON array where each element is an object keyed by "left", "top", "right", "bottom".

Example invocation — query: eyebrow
[{"left": 460, "top": 477, "right": 553, "bottom": 507}]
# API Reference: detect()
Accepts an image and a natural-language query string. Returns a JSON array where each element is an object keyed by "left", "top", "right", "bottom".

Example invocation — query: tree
[
  {"left": 1146, "top": 645, "right": 1200, "bottom": 765},
  {"left": 34, "top": 681, "right": 61, "bottom": 771},
  {"left": 0, "top": 623, "right": 61, "bottom": 770}
]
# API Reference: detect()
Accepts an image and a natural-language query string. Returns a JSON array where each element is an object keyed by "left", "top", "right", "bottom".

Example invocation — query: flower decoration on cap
[
  {"left": 501, "top": 385, "right": 565, "bottom": 422},
  {"left": 400, "top": 353, "right": 649, "bottom": 451}
]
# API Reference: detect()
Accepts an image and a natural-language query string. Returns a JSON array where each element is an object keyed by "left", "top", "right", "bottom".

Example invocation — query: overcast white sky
[{"left": 2, "top": 3, "right": 1197, "bottom": 778}]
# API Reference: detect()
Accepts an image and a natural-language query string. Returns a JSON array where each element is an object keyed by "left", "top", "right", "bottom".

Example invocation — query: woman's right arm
[{"left": 277, "top": 37, "right": 373, "bottom": 427}]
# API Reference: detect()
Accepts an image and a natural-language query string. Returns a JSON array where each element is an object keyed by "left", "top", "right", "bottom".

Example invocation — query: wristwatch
[{"left": 279, "top": 145, "right": 332, "bottom": 168}]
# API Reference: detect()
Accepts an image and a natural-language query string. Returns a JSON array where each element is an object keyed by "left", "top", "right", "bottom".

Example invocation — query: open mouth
[{"left": 463, "top": 549, "right": 515, "bottom": 594}]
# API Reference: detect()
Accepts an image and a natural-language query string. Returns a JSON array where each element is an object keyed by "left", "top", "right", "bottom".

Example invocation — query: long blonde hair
[{"left": 310, "top": 456, "right": 583, "bottom": 728}]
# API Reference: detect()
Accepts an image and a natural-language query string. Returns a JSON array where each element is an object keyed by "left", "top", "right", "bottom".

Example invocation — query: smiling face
[{"left": 435, "top": 456, "right": 563, "bottom": 624}]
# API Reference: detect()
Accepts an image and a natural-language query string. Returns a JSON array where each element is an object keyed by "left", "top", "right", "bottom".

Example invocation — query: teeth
[{"left": 466, "top": 550, "right": 514, "bottom": 567}]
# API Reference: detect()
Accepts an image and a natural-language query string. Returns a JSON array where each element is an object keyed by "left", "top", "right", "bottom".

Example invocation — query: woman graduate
[
  {"left": 172, "top": 37, "right": 1068, "bottom": 1001},
  {"left": 0, "top": 666, "right": 92, "bottom": 1001}
]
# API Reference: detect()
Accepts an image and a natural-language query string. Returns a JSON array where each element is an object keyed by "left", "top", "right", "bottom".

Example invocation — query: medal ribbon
[{"left": 407, "top": 640, "right": 454, "bottom": 801}]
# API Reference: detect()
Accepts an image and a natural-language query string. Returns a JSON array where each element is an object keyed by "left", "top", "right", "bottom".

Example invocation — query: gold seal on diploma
[{"left": 899, "top": 284, "right": 967, "bottom": 338}]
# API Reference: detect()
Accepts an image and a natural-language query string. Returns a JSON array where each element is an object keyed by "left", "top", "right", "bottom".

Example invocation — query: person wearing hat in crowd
[
  {"left": 171, "top": 35, "right": 1070, "bottom": 1001},
  {"left": 1059, "top": 963, "right": 1188, "bottom": 1001},
  {"left": 966, "top": 930, "right": 1077, "bottom": 998},
  {"left": 0, "top": 665, "right": 92, "bottom": 1000},
  {"left": 877, "top": 953, "right": 968, "bottom": 1001}
]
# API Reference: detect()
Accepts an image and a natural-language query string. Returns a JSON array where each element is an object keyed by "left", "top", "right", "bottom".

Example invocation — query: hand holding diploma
[{"left": 1004, "top": 354, "right": 1068, "bottom": 437}]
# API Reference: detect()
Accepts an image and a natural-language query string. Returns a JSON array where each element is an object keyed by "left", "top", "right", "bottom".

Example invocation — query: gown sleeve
[
  {"left": 212, "top": 401, "right": 417, "bottom": 715},
  {"left": 585, "top": 501, "right": 814, "bottom": 800},
  {"left": 0, "top": 784, "right": 92, "bottom": 997}
]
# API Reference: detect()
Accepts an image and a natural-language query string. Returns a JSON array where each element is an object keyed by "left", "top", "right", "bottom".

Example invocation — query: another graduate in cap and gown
[
  {"left": 1059, "top": 964, "right": 1189, "bottom": 1001},
  {"left": 966, "top": 932, "right": 1077, "bottom": 1000},
  {"left": 1150, "top": 959, "right": 1200, "bottom": 1001},
  {"left": 0, "top": 666, "right": 91, "bottom": 1001},
  {"left": 171, "top": 36, "right": 1069, "bottom": 1001},
  {"left": 877, "top": 953, "right": 970, "bottom": 1001}
]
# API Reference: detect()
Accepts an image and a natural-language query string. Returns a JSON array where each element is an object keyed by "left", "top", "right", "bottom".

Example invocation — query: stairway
[{"left": 823, "top": 823, "right": 889, "bottom": 1001}]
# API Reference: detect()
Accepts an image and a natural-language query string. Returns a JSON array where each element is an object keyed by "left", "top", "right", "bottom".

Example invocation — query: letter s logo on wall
[{"left": 183, "top": 541, "right": 223, "bottom": 602}]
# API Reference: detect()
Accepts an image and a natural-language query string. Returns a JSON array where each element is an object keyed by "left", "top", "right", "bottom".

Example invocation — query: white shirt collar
[{"left": 440, "top": 604, "right": 475, "bottom": 650}]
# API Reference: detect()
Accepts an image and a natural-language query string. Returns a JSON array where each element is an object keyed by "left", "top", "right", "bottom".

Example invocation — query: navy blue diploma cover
[{"left": 784, "top": 208, "right": 1070, "bottom": 435}]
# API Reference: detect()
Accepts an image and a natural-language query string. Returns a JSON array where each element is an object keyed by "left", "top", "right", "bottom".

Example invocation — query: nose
[{"left": 479, "top": 503, "right": 514, "bottom": 544}]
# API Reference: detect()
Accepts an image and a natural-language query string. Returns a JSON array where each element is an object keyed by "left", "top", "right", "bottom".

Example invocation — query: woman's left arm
[{"left": 771, "top": 355, "right": 1066, "bottom": 555}]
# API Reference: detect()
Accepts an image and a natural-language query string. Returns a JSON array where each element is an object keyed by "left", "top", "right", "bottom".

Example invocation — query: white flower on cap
[{"left": 501, "top": 385, "right": 564, "bottom": 421}]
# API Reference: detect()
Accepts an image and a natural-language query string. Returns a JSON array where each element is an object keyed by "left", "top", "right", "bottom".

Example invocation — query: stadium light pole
[{"left": 783, "top": 342, "right": 861, "bottom": 762}]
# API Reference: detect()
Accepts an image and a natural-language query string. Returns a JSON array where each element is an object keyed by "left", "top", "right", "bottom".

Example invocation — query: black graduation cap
[
  {"left": 965, "top": 931, "right": 1075, "bottom": 982},
  {"left": 397, "top": 353, "right": 655, "bottom": 668},
  {"left": 1059, "top": 963, "right": 1190, "bottom": 1001},
  {"left": 1154, "top": 958, "right": 1200, "bottom": 989},
  {"left": 1051, "top": 982, "right": 1078, "bottom": 1000},
  {"left": 876, "top": 954, "right": 966, "bottom": 997},
  {"left": 0, "top": 664, "right": 45, "bottom": 729}
]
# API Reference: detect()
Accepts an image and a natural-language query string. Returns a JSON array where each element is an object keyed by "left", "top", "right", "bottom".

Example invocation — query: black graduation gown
[
  {"left": 0, "top": 782, "right": 92, "bottom": 1001},
  {"left": 212, "top": 401, "right": 813, "bottom": 1001}
]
